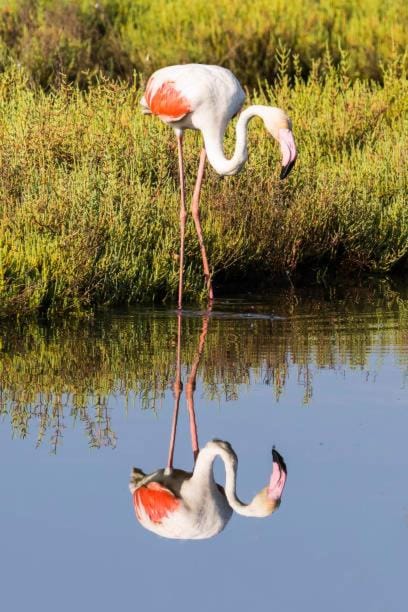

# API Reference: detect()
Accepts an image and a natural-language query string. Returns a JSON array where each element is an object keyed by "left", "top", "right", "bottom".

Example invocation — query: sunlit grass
[
  {"left": 0, "top": 57, "right": 407, "bottom": 316},
  {"left": 0, "top": 0, "right": 407, "bottom": 87}
]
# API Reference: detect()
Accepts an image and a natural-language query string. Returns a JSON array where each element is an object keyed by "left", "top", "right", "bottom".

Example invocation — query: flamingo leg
[
  {"left": 191, "top": 149, "right": 214, "bottom": 303},
  {"left": 176, "top": 133, "right": 187, "bottom": 311},
  {"left": 185, "top": 315, "right": 209, "bottom": 463},
  {"left": 167, "top": 313, "right": 183, "bottom": 470}
]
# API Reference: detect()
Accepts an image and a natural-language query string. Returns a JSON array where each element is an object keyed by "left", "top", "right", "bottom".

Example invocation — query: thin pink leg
[
  {"left": 185, "top": 315, "right": 209, "bottom": 463},
  {"left": 167, "top": 313, "right": 183, "bottom": 470},
  {"left": 177, "top": 133, "right": 187, "bottom": 311},
  {"left": 191, "top": 149, "right": 214, "bottom": 303}
]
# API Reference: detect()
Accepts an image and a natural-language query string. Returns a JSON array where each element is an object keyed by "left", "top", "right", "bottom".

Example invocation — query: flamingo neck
[
  {"left": 193, "top": 441, "right": 274, "bottom": 517},
  {"left": 202, "top": 106, "right": 267, "bottom": 176},
  {"left": 190, "top": 445, "right": 220, "bottom": 488}
]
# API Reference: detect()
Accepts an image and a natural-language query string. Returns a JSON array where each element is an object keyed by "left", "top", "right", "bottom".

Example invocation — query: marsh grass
[
  {"left": 0, "top": 0, "right": 407, "bottom": 88},
  {"left": 1, "top": 56, "right": 407, "bottom": 316}
]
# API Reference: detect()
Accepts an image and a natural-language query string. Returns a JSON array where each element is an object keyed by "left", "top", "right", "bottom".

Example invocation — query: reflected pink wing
[{"left": 134, "top": 482, "right": 180, "bottom": 523}]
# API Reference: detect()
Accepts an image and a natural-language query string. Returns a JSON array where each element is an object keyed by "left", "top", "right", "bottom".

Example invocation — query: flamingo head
[
  {"left": 261, "top": 107, "right": 297, "bottom": 180},
  {"left": 247, "top": 448, "right": 288, "bottom": 517},
  {"left": 268, "top": 447, "right": 288, "bottom": 507},
  {"left": 204, "top": 438, "right": 288, "bottom": 518}
]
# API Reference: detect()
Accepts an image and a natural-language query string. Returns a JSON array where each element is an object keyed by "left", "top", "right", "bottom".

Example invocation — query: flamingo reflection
[{"left": 129, "top": 314, "right": 287, "bottom": 540}]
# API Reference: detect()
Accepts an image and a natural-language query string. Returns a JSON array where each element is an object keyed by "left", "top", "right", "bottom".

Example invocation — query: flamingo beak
[
  {"left": 278, "top": 128, "right": 297, "bottom": 180},
  {"left": 268, "top": 448, "right": 288, "bottom": 502}
]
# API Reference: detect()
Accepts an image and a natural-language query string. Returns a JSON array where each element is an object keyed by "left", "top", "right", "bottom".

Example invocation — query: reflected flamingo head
[
  {"left": 254, "top": 448, "right": 288, "bottom": 516},
  {"left": 211, "top": 441, "right": 288, "bottom": 518},
  {"left": 266, "top": 448, "right": 288, "bottom": 510}
]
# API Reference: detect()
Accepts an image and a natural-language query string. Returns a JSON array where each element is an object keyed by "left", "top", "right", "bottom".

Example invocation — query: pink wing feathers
[
  {"left": 133, "top": 482, "right": 180, "bottom": 523},
  {"left": 145, "top": 78, "right": 191, "bottom": 121}
]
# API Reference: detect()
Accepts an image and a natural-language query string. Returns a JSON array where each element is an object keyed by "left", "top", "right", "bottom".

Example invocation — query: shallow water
[{"left": 1, "top": 286, "right": 407, "bottom": 612}]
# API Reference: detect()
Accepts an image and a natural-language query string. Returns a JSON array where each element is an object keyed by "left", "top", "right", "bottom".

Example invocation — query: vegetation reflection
[{"left": 0, "top": 285, "right": 407, "bottom": 451}]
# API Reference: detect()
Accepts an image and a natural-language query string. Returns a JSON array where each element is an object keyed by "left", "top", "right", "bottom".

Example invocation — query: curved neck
[
  {"left": 202, "top": 106, "right": 267, "bottom": 176},
  {"left": 193, "top": 442, "right": 271, "bottom": 517}
]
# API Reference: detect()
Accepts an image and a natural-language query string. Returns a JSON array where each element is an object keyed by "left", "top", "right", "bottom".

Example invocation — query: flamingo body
[
  {"left": 140, "top": 63, "right": 297, "bottom": 307},
  {"left": 130, "top": 440, "right": 287, "bottom": 540},
  {"left": 134, "top": 481, "right": 180, "bottom": 523},
  {"left": 141, "top": 64, "right": 245, "bottom": 136},
  {"left": 132, "top": 468, "right": 232, "bottom": 540}
]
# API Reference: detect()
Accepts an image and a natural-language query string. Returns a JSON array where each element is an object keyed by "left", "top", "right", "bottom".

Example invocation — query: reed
[
  {"left": 0, "top": 0, "right": 407, "bottom": 88},
  {"left": 0, "top": 58, "right": 407, "bottom": 316}
]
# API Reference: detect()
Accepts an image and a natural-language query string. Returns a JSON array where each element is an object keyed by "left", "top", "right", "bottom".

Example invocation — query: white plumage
[
  {"left": 141, "top": 63, "right": 297, "bottom": 307},
  {"left": 130, "top": 440, "right": 287, "bottom": 540}
]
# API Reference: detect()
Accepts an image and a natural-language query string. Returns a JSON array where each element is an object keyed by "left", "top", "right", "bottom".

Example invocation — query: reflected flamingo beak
[
  {"left": 278, "top": 128, "right": 297, "bottom": 179},
  {"left": 268, "top": 448, "right": 288, "bottom": 501}
]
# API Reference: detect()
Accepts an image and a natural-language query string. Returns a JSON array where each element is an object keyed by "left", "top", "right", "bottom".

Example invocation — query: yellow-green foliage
[
  {"left": 0, "top": 58, "right": 407, "bottom": 316},
  {"left": 1, "top": 286, "right": 407, "bottom": 449},
  {"left": 0, "top": 0, "right": 407, "bottom": 88}
]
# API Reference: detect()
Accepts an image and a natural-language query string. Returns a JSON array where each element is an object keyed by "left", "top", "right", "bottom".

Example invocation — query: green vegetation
[
  {"left": 1, "top": 59, "right": 407, "bottom": 316},
  {"left": 0, "top": 0, "right": 407, "bottom": 88},
  {"left": 1, "top": 286, "right": 407, "bottom": 450},
  {"left": 0, "top": 1, "right": 407, "bottom": 316}
]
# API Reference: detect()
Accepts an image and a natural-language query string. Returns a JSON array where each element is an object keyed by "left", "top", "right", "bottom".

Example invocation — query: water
[{"left": 1, "top": 286, "right": 407, "bottom": 611}]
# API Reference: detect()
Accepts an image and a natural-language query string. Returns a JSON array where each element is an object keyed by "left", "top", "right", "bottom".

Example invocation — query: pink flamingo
[
  {"left": 141, "top": 63, "right": 297, "bottom": 309},
  {"left": 129, "top": 315, "right": 287, "bottom": 540},
  {"left": 130, "top": 441, "right": 287, "bottom": 540}
]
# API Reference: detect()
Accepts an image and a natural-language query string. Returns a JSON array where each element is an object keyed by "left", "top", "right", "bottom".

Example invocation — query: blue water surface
[{"left": 1, "top": 292, "right": 407, "bottom": 612}]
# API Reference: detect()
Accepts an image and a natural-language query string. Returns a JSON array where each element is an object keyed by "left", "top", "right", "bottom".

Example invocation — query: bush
[
  {"left": 0, "top": 58, "right": 407, "bottom": 316},
  {"left": 0, "top": 0, "right": 407, "bottom": 88}
]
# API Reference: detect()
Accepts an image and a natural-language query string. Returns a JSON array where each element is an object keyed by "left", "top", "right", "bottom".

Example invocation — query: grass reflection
[{"left": 0, "top": 285, "right": 406, "bottom": 451}]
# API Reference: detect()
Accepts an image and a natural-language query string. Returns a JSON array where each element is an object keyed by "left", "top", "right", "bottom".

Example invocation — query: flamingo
[
  {"left": 129, "top": 314, "right": 288, "bottom": 540},
  {"left": 130, "top": 441, "right": 287, "bottom": 540},
  {"left": 140, "top": 63, "right": 297, "bottom": 310}
]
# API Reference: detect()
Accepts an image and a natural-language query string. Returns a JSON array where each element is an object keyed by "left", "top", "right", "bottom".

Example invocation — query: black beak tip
[
  {"left": 280, "top": 166, "right": 289, "bottom": 180},
  {"left": 272, "top": 447, "right": 287, "bottom": 474},
  {"left": 280, "top": 158, "right": 297, "bottom": 180}
]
